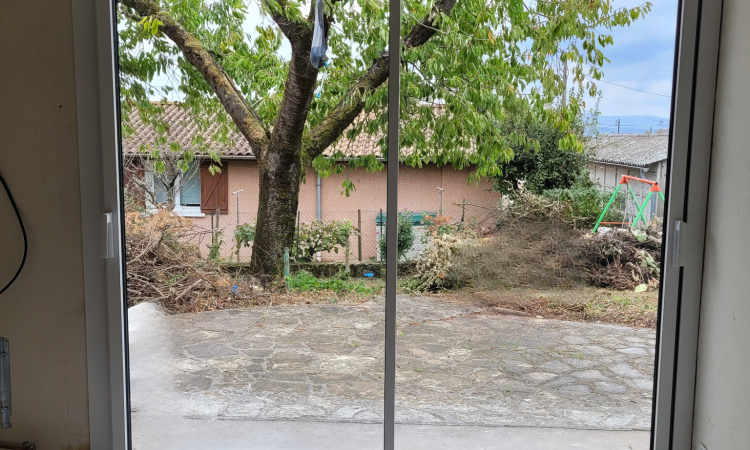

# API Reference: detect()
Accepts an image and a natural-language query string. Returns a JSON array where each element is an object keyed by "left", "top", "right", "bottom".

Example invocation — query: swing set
[{"left": 592, "top": 175, "right": 666, "bottom": 233}]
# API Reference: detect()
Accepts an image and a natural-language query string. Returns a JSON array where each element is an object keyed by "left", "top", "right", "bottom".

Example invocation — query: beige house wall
[{"left": 187, "top": 161, "right": 498, "bottom": 261}]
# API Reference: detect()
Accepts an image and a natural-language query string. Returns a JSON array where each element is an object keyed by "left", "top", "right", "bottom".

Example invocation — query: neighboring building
[
  {"left": 122, "top": 104, "right": 499, "bottom": 261},
  {"left": 587, "top": 130, "right": 669, "bottom": 221}
]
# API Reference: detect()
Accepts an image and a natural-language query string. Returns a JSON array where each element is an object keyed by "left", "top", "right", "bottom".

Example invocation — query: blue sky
[{"left": 590, "top": 0, "right": 678, "bottom": 118}]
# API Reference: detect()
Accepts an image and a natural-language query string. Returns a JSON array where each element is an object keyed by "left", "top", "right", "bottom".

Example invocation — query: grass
[{"left": 287, "top": 270, "right": 383, "bottom": 296}]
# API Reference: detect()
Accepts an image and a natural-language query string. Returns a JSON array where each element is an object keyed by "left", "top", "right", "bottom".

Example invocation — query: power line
[{"left": 587, "top": 77, "right": 672, "bottom": 98}]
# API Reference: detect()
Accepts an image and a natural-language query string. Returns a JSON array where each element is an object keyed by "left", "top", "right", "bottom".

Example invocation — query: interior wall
[
  {"left": 692, "top": 0, "right": 750, "bottom": 448},
  {"left": 0, "top": 0, "right": 91, "bottom": 448}
]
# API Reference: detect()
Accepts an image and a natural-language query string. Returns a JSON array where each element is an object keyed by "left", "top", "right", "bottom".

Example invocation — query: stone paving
[{"left": 129, "top": 295, "right": 656, "bottom": 431}]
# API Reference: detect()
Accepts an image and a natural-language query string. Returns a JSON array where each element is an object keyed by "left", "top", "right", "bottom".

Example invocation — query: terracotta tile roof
[
  {"left": 122, "top": 104, "right": 473, "bottom": 160},
  {"left": 588, "top": 130, "right": 669, "bottom": 167},
  {"left": 122, "top": 104, "right": 390, "bottom": 159},
  {"left": 122, "top": 104, "right": 255, "bottom": 157}
]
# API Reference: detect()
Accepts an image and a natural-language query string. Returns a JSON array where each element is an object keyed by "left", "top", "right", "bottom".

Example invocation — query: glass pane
[
  {"left": 179, "top": 162, "right": 200, "bottom": 206},
  {"left": 153, "top": 176, "right": 168, "bottom": 205},
  {"left": 118, "top": 0, "right": 390, "bottom": 447},
  {"left": 395, "top": 0, "right": 674, "bottom": 448}
]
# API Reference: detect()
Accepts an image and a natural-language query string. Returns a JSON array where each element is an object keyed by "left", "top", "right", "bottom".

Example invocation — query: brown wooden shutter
[{"left": 200, "top": 161, "right": 229, "bottom": 213}]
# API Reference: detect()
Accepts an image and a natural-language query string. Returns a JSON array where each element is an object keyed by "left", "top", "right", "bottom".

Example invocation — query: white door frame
[
  {"left": 652, "top": 0, "right": 723, "bottom": 449},
  {"left": 71, "top": 0, "right": 724, "bottom": 449},
  {"left": 72, "top": 0, "right": 130, "bottom": 448}
]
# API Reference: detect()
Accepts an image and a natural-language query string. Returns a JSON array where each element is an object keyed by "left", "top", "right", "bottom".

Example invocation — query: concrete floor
[
  {"left": 132, "top": 418, "right": 649, "bottom": 449},
  {"left": 128, "top": 300, "right": 654, "bottom": 449}
]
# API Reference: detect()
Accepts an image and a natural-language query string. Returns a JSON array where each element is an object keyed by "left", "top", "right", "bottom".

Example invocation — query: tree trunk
[{"left": 250, "top": 142, "right": 304, "bottom": 284}]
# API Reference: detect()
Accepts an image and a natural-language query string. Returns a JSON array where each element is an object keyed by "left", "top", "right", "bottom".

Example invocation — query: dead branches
[{"left": 125, "top": 208, "right": 257, "bottom": 312}]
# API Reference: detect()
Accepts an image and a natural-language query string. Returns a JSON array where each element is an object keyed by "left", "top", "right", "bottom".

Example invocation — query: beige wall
[
  {"left": 0, "top": 0, "right": 91, "bottom": 447},
  {"left": 692, "top": 0, "right": 750, "bottom": 448},
  {"left": 188, "top": 161, "right": 499, "bottom": 261}
]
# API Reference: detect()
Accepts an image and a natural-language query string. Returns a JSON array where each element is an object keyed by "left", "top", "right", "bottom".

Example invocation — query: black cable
[
  {"left": 586, "top": 76, "right": 672, "bottom": 98},
  {"left": 0, "top": 170, "right": 27, "bottom": 296}
]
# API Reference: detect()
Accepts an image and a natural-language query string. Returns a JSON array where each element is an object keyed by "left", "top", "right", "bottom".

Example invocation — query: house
[
  {"left": 587, "top": 130, "right": 669, "bottom": 221},
  {"left": 121, "top": 104, "right": 500, "bottom": 260}
]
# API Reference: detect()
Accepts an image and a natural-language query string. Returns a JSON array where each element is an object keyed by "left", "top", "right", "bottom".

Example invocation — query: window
[{"left": 150, "top": 161, "right": 204, "bottom": 217}]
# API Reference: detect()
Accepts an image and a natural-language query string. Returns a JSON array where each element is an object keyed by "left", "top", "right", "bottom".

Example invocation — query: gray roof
[{"left": 588, "top": 130, "right": 669, "bottom": 167}]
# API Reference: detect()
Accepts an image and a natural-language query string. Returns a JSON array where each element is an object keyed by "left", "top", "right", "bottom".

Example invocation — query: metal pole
[
  {"left": 283, "top": 247, "right": 290, "bottom": 291},
  {"left": 384, "top": 1, "right": 400, "bottom": 447},
  {"left": 437, "top": 187, "right": 444, "bottom": 216},
  {"left": 632, "top": 191, "right": 654, "bottom": 228},
  {"left": 316, "top": 173, "right": 322, "bottom": 220},
  {"left": 592, "top": 184, "right": 624, "bottom": 233},
  {"left": 296, "top": 211, "right": 301, "bottom": 259},
  {"left": 358, "top": 209, "right": 362, "bottom": 261},
  {"left": 379, "top": 208, "right": 383, "bottom": 260}
]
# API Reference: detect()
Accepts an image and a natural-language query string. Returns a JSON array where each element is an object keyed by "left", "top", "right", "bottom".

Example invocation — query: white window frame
[{"left": 71, "top": 0, "right": 723, "bottom": 448}]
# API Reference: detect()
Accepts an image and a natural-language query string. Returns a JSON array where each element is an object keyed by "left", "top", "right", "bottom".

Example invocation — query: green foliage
[
  {"left": 117, "top": 0, "right": 652, "bottom": 183},
  {"left": 207, "top": 230, "right": 224, "bottom": 261},
  {"left": 378, "top": 211, "right": 416, "bottom": 261},
  {"left": 295, "top": 220, "right": 357, "bottom": 262},
  {"left": 542, "top": 182, "right": 625, "bottom": 227},
  {"left": 233, "top": 222, "right": 256, "bottom": 258},
  {"left": 494, "top": 93, "right": 598, "bottom": 195},
  {"left": 287, "top": 270, "right": 381, "bottom": 295}
]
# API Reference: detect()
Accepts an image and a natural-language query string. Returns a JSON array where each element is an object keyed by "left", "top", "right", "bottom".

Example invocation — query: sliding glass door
[{"left": 77, "top": 0, "right": 723, "bottom": 448}]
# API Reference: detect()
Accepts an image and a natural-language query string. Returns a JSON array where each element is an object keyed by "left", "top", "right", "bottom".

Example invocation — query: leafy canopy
[
  {"left": 493, "top": 90, "right": 598, "bottom": 195},
  {"left": 118, "top": 0, "right": 652, "bottom": 184}
]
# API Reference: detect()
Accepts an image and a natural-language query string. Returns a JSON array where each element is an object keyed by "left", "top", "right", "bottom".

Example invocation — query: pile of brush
[
  {"left": 124, "top": 209, "right": 242, "bottom": 311},
  {"left": 584, "top": 228, "right": 662, "bottom": 290}
]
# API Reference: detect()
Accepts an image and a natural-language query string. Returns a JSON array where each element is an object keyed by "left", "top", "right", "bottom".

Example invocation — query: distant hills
[{"left": 595, "top": 115, "right": 670, "bottom": 134}]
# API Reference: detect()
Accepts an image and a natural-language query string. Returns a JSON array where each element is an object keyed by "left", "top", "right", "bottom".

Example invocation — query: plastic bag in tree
[{"left": 310, "top": 0, "right": 327, "bottom": 69}]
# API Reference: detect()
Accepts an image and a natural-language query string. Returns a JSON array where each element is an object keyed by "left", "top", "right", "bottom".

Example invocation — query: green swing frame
[{"left": 592, "top": 175, "right": 666, "bottom": 233}]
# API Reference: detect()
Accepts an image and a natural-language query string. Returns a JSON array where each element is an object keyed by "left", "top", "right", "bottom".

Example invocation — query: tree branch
[
  {"left": 304, "top": 0, "right": 458, "bottom": 159},
  {"left": 262, "top": 0, "right": 313, "bottom": 45},
  {"left": 120, "top": 0, "right": 271, "bottom": 155},
  {"left": 265, "top": 0, "right": 333, "bottom": 159}
]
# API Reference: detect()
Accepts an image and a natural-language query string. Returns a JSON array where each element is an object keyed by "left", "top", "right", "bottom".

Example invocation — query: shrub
[
  {"left": 233, "top": 223, "right": 256, "bottom": 260},
  {"left": 542, "top": 182, "right": 625, "bottom": 227},
  {"left": 378, "top": 211, "right": 415, "bottom": 261},
  {"left": 207, "top": 230, "right": 224, "bottom": 261},
  {"left": 411, "top": 230, "right": 476, "bottom": 292},
  {"left": 295, "top": 220, "right": 357, "bottom": 262}
]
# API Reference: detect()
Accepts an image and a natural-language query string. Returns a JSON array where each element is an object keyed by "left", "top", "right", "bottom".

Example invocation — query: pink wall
[{"left": 188, "top": 160, "right": 499, "bottom": 261}]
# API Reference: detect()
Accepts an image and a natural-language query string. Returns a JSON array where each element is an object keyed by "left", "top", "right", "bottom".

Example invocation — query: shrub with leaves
[
  {"left": 295, "top": 220, "right": 357, "bottom": 262},
  {"left": 411, "top": 226, "right": 478, "bottom": 292},
  {"left": 234, "top": 223, "right": 256, "bottom": 260},
  {"left": 493, "top": 98, "right": 595, "bottom": 195},
  {"left": 542, "top": 182, "right": 625, "bottom": 228},
  {"left": 378, "top": 211, "right": 416, "bottom": 261}
]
